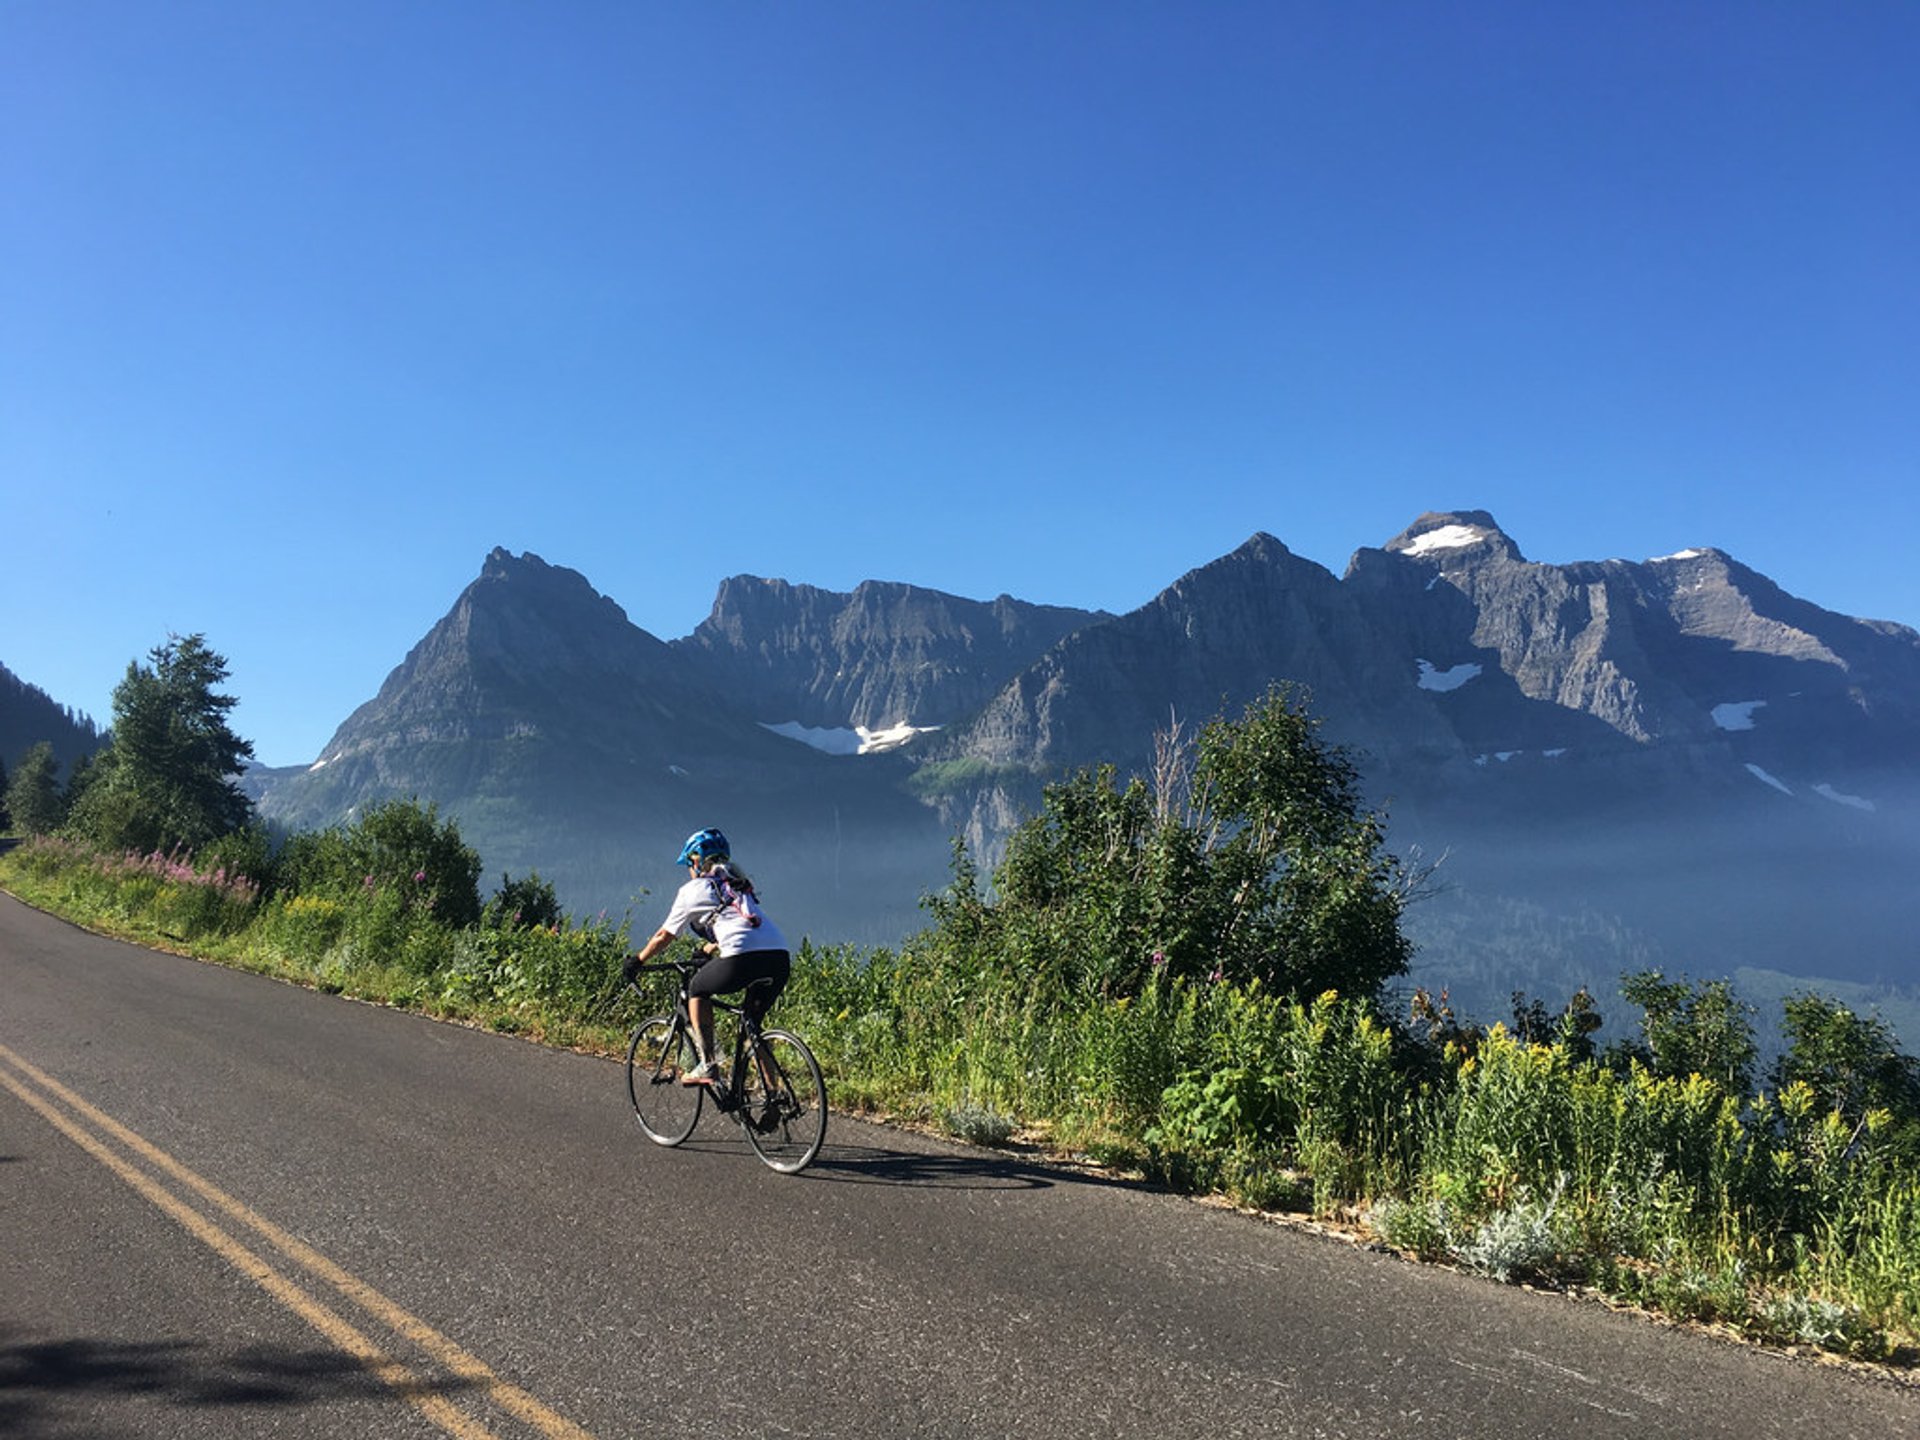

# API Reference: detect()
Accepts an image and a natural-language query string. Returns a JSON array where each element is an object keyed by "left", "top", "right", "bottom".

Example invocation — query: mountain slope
[
  {"left": 948, "top": 511, "right": 1920, "bottom": 807},
  {"left": 940, "top": 532, "right": 1456, "bottom": 776},
  {"left": 1, "top": 661, "right": 104, "bottom": 774},
  {"left": 677, "top": 576, "right": 1105, "bottom": 736},
  {"left": 257, "top": 550, "right": 952, "bottom": 940}
]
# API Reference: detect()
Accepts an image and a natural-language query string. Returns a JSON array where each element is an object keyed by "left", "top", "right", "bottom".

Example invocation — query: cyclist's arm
[
  {"left": 631, "top": 927, "right": 676, "bottom": 964},
  {"left": 622, "top": 925, "right": 718, "bottom": 979},
  {"left": 622, "top": 925, "right": 680, "bottom": 980}
]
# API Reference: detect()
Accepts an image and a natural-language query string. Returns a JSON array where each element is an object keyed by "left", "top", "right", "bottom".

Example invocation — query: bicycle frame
[
  {"left": 628, "top": 964, "right": 775, "bottom": 1110},
  {"left": 625, "top": 958, "right": 826, "bottom": 1172}
]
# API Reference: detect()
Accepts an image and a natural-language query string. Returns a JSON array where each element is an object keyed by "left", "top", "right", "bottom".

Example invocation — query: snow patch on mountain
[
  {"left": 762, "top": 720, "right": 939, "bottom": 755},
  {"left": 1814, "top": 784, "right": 1874, "bottom": 812},
  {"left": 858, "top": 721, "right": 941, "bottom": 753},
  {"left": 1417, "top": 659, "right": 1483, "bottom": 692},
  {"left": 1400, "top": 524, "right": 1488, "bottom": 557},
  {"left": 1653, "top": 549, "right": 1706, "bottom": 562},
  {"left": 1713, "top": 701, "right": 1767, "bottom": 731}
]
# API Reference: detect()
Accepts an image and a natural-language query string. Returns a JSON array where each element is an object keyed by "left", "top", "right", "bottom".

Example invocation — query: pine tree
[
  {"left": 5, "top": 741, "right": 65, "bottom": 836},
  {"left": 67, "top": 634, "right": 255, "bottom": 854}
]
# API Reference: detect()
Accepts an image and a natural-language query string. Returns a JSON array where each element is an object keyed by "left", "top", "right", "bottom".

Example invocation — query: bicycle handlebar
[
  {"left": 621, "top": 957, "right": 702, "bottom": 998},
  {"left": 626, "top": 957, "right": 700, "bottom": 979}
]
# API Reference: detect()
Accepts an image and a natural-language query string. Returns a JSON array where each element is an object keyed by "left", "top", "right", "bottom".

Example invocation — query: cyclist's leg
[
  {"left": 737, "top": 949, "right": 791, "bottom": 1023},
  {"left": 688, "top": 952, "right": 764, "bottom": 1079},
  {"left": 737, "top": 951, "right": 792, "bottom": 1083},
  {"left": 691, "top": 950, "right": 790, "bottom": 1023}
]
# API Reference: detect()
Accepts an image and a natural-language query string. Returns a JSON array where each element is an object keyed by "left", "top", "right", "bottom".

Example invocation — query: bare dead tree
[{"left": 1151, "top": 706, "right": 1195, "bottom": 825}]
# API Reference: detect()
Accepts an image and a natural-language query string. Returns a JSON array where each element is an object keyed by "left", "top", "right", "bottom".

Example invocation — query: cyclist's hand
[
  {"left": 698, "top": 942, "right": 719, "bottom": 959},
  {"left": 621, "top": 953, "right": 643, "bottom": 982}
]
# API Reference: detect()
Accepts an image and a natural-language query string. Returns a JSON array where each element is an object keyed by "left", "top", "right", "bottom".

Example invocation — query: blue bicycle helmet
[{"left": 675, "top": 827, "right": 730, "bottom": 868}]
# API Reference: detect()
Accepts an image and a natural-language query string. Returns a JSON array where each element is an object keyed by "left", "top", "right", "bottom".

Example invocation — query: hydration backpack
[{"left": 696, "top": 867, "right": 763, "bottom": 938}]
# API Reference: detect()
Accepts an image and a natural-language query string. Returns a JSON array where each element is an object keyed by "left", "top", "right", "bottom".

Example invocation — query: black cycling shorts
[{"left": 688, "top": 948, "right": 791, "bottom": 1022}]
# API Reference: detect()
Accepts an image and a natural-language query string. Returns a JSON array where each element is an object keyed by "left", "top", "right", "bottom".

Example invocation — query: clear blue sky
[{"left": 4, "top": 3, "right": 1915, "bottom": 767}]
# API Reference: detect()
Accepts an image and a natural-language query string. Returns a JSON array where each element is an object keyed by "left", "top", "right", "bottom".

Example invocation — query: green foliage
[
  {"left": 1190, "top": 686, "right": 1413, "bottom": 999},
  {"left": 905, "top": 757, "right": 1036, "bottom": 801},
  {"left": 280, "top": 797, "right": 483, "bottom": 930},
  {"left": 438, "top": 914, "right": 629, "bottom": 1011},
  {"left": 198, "top": 825, "right": 275, "bottom": 892},
  {"left": 484, "top": 870, "right": 563, "bottom": 931},
  {"left": 5, "top": 741, "right": 65, "bottom": 836},
  {"left": 1511, "top": 987, "right": 1603, "bottom": 1063},
  {"left": 922, "top": 685, "right": 1412, "bottom": 1014},
  {"left": 62, "top": 750, "right": 101, "bottom": 819},
  {"left": 66, "top": 634, "right": 255, "bottom": 854},
  {"left": 1773, "top": 993, "right": 1920, "bottom": 1135},
  {"left": 1618, "top": 969, "right": 1758, "bottom": 1094},
  {"left": 940, "top": 1103, "right": 1016, "bottom": 1146}
]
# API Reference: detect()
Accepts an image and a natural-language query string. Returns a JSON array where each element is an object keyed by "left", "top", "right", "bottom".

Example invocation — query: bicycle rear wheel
[
  {"left": 627, "top": 1014, "right": 703, "bottom": 1146},
  {"left": 738, "top": 1029, "right": 826, "bottom": 1173}
]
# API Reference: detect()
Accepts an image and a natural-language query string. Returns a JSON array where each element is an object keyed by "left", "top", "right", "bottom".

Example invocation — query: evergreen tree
[
  {"left": 5, "top": 741, "right": 65, "bottom": 836},
  {"left": 0, "top": 753, "right": 9, "bottom": 831},
  {"left": 61, "top": 748, "right": 100, "bottom": 817},
  {"left": 67, "top": 634, "right": 255, "bottom": 854}
]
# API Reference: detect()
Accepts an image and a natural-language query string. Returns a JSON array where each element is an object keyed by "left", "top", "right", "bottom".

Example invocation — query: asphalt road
[{"left": 2, "top": 891, "right": 1914, "bottom": 1440}]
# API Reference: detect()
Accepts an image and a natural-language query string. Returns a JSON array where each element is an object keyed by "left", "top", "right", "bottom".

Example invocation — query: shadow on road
[
  {"left": 0, "top": 1330, "right": 483, "bottom": 1429},
  {"left": 809, "top": 1139, "right": 1139, "bottom": 1193}
]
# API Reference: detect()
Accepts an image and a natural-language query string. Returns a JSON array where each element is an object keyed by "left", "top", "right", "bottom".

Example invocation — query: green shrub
[
  {"left": 941, "top": 1104, "right": 1016, "bottom": 1147},
  {"left": 279, "top": 798, "right": 482, "bottom": 929}
]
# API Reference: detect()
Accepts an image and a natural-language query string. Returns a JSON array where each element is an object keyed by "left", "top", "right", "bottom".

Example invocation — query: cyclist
[{"left": 622, "top": 827, "right": 792, "bottom": 1086}]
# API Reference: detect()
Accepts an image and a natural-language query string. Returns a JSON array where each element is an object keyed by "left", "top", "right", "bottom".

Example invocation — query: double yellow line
[{"left": 0, "top": 1042, "right": 596, "bottom": 1440}]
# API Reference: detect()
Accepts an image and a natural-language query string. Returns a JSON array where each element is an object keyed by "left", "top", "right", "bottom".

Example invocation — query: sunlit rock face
[{"left": 677, "top": 575, "right": 1104, "bottom": 733}]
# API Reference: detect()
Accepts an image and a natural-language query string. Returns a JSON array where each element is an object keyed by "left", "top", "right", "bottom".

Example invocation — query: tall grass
[
  {"left": 776, "top": 951, "right": 1919, "bottom": 1361},
  {"left": 1, "top": 834, "right": 630, "bottom": 1035}
]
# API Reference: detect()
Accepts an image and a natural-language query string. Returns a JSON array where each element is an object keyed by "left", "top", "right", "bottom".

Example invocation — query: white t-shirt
[{"left": 659, "top": 869, "right": 789, "bottom": 958}]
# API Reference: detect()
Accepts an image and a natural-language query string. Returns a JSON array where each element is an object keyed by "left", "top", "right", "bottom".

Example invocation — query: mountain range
[{"left": 220, "top": 513, "right": 1920, "bottom": 1030}]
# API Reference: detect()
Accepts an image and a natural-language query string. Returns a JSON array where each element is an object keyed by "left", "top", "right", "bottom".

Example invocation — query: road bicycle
[{"left": 623, "top": 958, "right": 827, "bottom": 1174}]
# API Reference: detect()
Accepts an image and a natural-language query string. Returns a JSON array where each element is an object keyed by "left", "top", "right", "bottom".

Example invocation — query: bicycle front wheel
[
  {"left": 739, "top": 1029, "right": 826, "bottom": 1173},
  {"left": 627, "top": 1014, "right": 703, "bottom": 1146}
]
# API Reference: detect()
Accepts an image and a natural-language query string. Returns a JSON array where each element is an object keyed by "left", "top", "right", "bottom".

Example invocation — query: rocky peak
[
  {"left": 314, "top": 549, "right": 690, "bottom": 766},
  {"left": 1382, "top": 510, "right": 1525, "bottom": 564},
  {"left": 679, "top": 574, "right": 1104, "bottom": 730}
]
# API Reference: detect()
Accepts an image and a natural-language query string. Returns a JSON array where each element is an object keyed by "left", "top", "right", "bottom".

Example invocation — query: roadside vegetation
[{"left": 5, "top": 639, "right": 1917, "bottom": 1367}]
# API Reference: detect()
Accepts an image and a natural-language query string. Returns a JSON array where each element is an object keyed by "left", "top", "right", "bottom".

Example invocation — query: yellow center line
[
  {"left": 0, "top": 1061, "right": 496, "bottom": 1439},
  {"left": 0, "top": 1042, "right": 597, "bottom": 1440}
]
